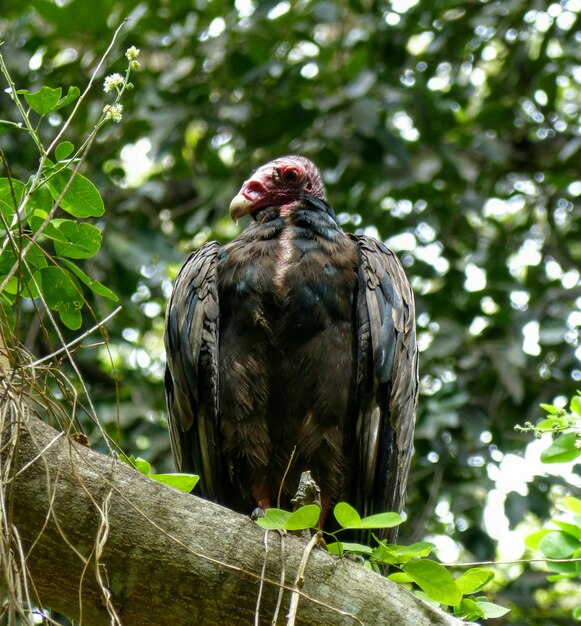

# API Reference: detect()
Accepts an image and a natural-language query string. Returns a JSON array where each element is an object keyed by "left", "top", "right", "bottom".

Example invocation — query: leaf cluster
[
  {"left": 256, "top": 501, "right": 506, "bottom": 621},
  {"left": 520, "top": 393, "right": 581, "bottom": 621},
  {"left": 0, "top": 50, "right": 141, "bottom": 330},
  {"left": 516, "top": 392, "right": 581, "bottom": 464}
]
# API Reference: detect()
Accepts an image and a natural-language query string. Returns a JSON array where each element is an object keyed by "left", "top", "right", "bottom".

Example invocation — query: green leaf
[
  {"left": 562, "top": 497, "right": 581, "bottom": 515},
  {"left": 0, "top": 120, "right": 27, "bottom": 135},
  {"left": 525, "top": 528, "right": 553, "bottom": 550},
  {"left": 546, "top": 559, "right": 579, "bottom": 576},
  {"left": 476, "top": 601, "right": 510, "bottom": 618},
  {"left": 0, "top": 254, "right": 20, "bottom": 295},
  {"left": 47, "top": 170, "right": 105, "bottom": 217},
  {"left": 547, "top": 573, "right": 578, "bottom": 581},
  {"left": 1, "top": 276, "right": 19, "bottom": 296},
  {"left": 372, "top": 541, "right": 434, "bottom": 566},
  {"left": 54, "top": 86, "right": 80, "bottom": 111},
  {"left": 387, "top": 542, "right": 434, "bottom": 562},
  {"left": 554, "top": 520, "right": 581, "bottom": 540},
  {"left": 285, "top": 504, "right": 321, "bottom": 530},
  {"left": 24, "top": 86, "right": 62, "bottom": 115},
  {"left": 25, "top": 244, "right": 49, "bottom": 270},
  {"left": 455, "top": 598, "right": 484, "bottom": 620},
  {"left": 133, "top": 457, "right": 152, "bottom": 475},
  {"left": 120, "top": 454, "right": 154, "bottom": 476},
  {"left": 333, "top": 502, "right": 362, "bottom": 529},
  {"left": 51, "top": 219, "right": 102, "bottom": 259},
  {"left": 326, "top": 542, "right": 344, "bottom": 556},
  {"left": 371, "top": 543, "right": 400, "bottom": 566},
  {"left": 29, "top": 216, "right": 101, "bottom": 260},
  {"left": 573, "top": 605, "right": 581, "bottom": 620},
  {"left": 402, "top": 559, "right": 463, "bottom": 606},
  {"left": 0, "top": 246, "right": 46, "bottom": 299},
  {"left": 538, "top": 530, "right": 581, "bottom": 558},
  {"left": 455, "top": 568, "right": 495, "bottom": 594},
  {"left": 0, "top": 244, "right": 47, "bottom": 298},
  {"left": 541, "top": 433, "right": 581, "bottom": 463},
  {"left": 55, "top": 141, "right": 75, "bottom": 161},
  {"left": 150, "top": 473, "right": 199, "bottom": 492},
  {"left": 0, "top": 246, "right": 47, "bottom": 298},
  {"left": 58, "top": 307, "right": 82, "bottom": 329},
  {"left": 540, "top": 403, "right": 559, "bottom": 414},
  {"left": 28, "top": 210, "right": 60, "bottom": 237},
  {"left": 571, "top": 394, "right": 581, "bottom": 417},
  {"left": 22, "top": 271, "right": 42, "bottom": 298},
  {"left": 388, "top": 572, "right": 414, "bottom": 584},
  {"left": 0, "top": 178, "right": 25, "bottom": 219},
  {"left": 327, "top": 541, "right": 373, "bottom": 556},
  {"left": 29, "top": 185, "right": 55, "bottom": 215},
  {"left": 0, "top": 249, "right": 17, "bottom": 272},
  {"left": 61, "top": 259, "right": 118, "bottom": 302},
  {"left": 40, "top": 266, "right": 83, "bottom": 329},
  {"left": 360, "top": 511, "right": 403, "bottom": 529},
  {"left": 413, "top": 590, "right": 440, "bottom": 606},
  {"left": 254, "top": 508, "right": 292, "bottom": 530},
  {"left": 536, "top": 416, "right": 570, "bottom": 431},
  {"left": 0, "top": 296, "right": 15, "bottom": 331}
]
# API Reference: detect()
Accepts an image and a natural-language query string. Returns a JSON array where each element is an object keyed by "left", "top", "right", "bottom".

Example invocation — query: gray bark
[{"left": 4, "top": 411, "right": 464, "bottom": 626}]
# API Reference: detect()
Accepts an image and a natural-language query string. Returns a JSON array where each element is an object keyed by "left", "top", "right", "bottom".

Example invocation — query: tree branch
[{"left": 3, "top": 409, "right": 464, "bottom": 625}]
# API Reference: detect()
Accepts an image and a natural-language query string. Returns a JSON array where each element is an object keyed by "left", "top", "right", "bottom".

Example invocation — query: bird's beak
[
  {"left": 230, "top": 171, "right": 270, "bottom": 222},
  {"left": 229, "top": 193, "right": 255, "bottom": 223}
]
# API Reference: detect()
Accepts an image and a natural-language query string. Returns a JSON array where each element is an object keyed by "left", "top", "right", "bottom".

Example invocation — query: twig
[
  {"left": 7, "top": 263, "right": 114, "bottom": 452},
  {"left": 255, "top": 530, "right": 270, "bottom": 626},
  {"left": 271, "top": 530, "right": 286, "bottom": 626},
  {"left": 277, "top": 446, "right": 296, "bottom": 509},
  {"left": 93, "top": 490, "right": 122, "bottom": 626},
  {"left": 254, "top": 528, "right": 291, "bottom": 626},
  {"left": 442, "top": 556, "right": 581, "bottom": 568},
  {"left": 9, "top": 431, "right": 65, "bottom": 481},
  {"left": 46, "top": 20, "right": 128, "bottom": 156},
  {"left": 286, "top": 531, "right": 320, "bottom": 626},
  {"left": 30, "top": 306, "right": 122, "bottom": 367},
  {"left": 0, "top": 49, "right": 44, "bottom": 152}
]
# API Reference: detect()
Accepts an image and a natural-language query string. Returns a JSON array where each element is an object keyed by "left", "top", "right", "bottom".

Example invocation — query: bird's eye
[{"left": 282, "top": 168, "right": 301, "bottom": 184}]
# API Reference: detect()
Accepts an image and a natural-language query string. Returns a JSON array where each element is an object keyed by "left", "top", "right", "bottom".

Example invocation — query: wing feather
[
  {"left": 164, "top": 241, "right": 221, "bottom": 501},
  {"left": 355, "top": 235, "right": 418, "bottom": 538}
]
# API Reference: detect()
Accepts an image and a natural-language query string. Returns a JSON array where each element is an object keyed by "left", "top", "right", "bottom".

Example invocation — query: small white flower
[
  {"left": 126, "top": 46, "right": 140, "bottom": 60},
  {"left": 103, "top": 73, "right": 124, "bottom": 93},
  {"left": 103, "top": 103, "right": 123, "bottom": 123},
  {"left": 129, "top": 60, "right": 141, "bottom": 71}
]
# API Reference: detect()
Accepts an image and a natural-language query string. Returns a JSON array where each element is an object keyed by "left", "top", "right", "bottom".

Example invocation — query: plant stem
[{"left": 0, "top": 46, "right": 45, "bottom": 154}]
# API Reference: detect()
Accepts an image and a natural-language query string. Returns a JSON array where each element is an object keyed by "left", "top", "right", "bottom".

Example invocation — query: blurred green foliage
[{"left": 0, "top": 1, "right": 579, "bottom": 623}]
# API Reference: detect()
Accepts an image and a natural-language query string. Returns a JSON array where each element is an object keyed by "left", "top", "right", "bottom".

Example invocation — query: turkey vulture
[{"left": 164, "top": 156, "right": 418, "bottom": 537}]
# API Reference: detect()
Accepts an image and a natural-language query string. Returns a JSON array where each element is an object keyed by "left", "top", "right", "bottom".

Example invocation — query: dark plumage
[{"left": 164, "top": 156, "right": 418, "bottom": 540}]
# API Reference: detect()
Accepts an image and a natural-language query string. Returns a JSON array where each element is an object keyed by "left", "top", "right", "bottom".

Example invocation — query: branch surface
[{"left": 5, "top": 413, "right": 464, "bottom": 626}]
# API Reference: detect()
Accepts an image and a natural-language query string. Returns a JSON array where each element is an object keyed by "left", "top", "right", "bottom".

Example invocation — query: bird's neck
[{"left": 252, "top": 197, "right": 343, "bottom": 243}]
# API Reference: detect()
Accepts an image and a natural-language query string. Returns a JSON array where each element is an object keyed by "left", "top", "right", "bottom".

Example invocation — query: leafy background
[{"left": 1, "top": 0, "right": 579, "bottom": 623}]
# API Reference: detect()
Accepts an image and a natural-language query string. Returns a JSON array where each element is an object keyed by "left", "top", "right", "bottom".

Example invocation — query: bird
[{"left": 164, "top": 155, "right": 418, "bottom": 540}]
